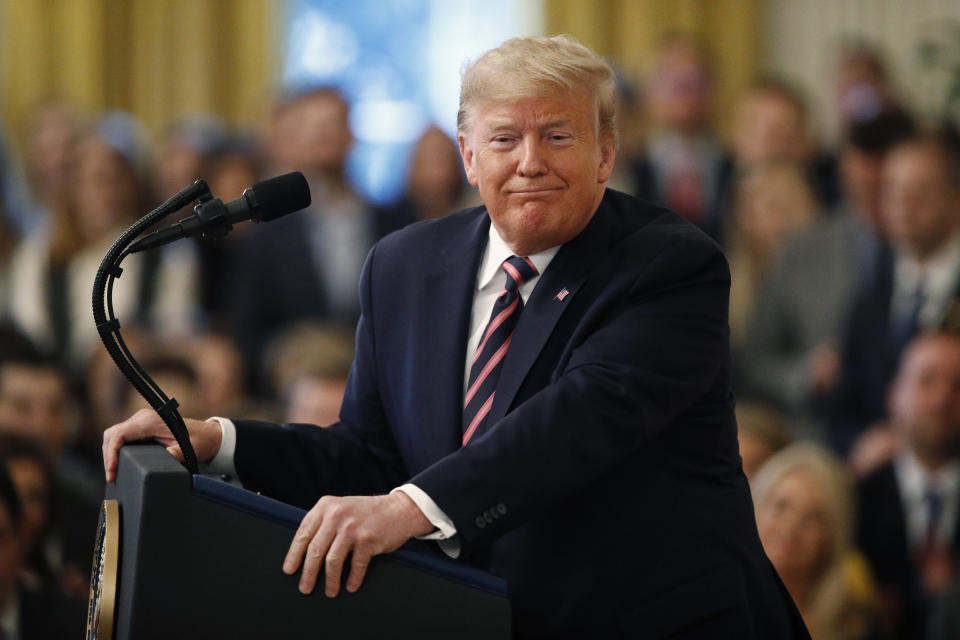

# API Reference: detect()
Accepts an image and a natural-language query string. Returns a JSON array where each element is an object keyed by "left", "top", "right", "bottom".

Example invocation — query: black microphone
[{"left": 129, "top": 171, "right": 311, "bottom": 253}]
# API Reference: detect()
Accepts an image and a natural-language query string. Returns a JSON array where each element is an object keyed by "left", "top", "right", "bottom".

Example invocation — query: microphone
[{"left": 130, "top": 171, "right": 311, "bottom": 253}]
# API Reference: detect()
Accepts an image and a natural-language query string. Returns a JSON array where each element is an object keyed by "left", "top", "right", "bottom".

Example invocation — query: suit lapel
[
  {"left": 419, "top": 210, "right": 490, "bottom": 455},
  {"left": 485, "top": 197, "right": 620, "bottom": 429}
]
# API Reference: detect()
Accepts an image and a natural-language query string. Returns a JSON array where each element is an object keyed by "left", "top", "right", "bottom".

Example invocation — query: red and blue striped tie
[{"left": 462, "top": 255, "right": 538, "bottom": 445}]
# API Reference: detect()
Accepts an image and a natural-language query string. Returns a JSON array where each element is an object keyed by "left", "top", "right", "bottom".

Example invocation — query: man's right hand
[{"left": 102, "top": 408, "right": 222, "bottom": 482}]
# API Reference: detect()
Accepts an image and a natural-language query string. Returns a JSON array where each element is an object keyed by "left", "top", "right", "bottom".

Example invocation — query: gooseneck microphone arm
[
  {"left": 92, "top": 171, "right": 312, "bottom": 476},
  {"left": 92, "top": 179, "right": 213, "bottom": 474}
]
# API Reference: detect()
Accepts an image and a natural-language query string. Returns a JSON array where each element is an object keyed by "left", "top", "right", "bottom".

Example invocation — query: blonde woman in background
[{"left": 754, "top": 443, "right": 883, "bottom": 640}]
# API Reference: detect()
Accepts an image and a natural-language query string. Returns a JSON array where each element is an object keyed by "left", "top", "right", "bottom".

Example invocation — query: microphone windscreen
[{"left": 250, "top": 171, "right": 312, "bottom": 221}]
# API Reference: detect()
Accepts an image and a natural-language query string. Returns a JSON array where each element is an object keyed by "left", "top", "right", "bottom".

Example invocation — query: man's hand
[
  {"left": 283, "top": 492, "right": 434, "bottom": 597},
  {"left": 102, "top": 408, "right": 222, "bottom": 482}
]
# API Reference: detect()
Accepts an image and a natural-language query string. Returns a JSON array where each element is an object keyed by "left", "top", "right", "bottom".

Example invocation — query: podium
[{"left": 91, "top": 444, "right": 511, "bottom": 638}]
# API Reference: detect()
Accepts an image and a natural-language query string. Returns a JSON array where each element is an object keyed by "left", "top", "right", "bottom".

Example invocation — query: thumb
[{"left": 165, "top": 445, "right": 184, "bottom": 462}]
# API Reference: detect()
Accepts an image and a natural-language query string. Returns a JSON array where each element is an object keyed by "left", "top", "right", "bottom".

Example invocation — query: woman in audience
[
  {"left": 726, "top": 161, "right": 819, "bottom": 348},
  {"left": 754, "top": 443, "right": 883, "bottom": 639},
  {"left": 6, "top": 111, "right": 199, "bottom": 373},
  {"left": 736, "top": 401, "right": 793, "bottom": 483}
]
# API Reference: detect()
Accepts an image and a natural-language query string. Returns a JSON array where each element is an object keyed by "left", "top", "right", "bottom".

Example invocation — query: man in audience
[
  {"left": 630, "top": 32, "right": 730, "bottom": 241},
  {"left": 230, "top": 87, "right": 412, "bottom": 390},
  {"left": 834, "top": 132, "right": 960, "bottom": 455},
  {"left": 857, "top": 331, "right": 960, "bottom": 639},
  {"left": 0, "top": 458, "right": 85, "bottom": 638},
  {"left": 0, "top": 342, "right": 99, "bottom": 597},
  {"left": 739, "top": 110, "right": 914, "bottom": 441}
]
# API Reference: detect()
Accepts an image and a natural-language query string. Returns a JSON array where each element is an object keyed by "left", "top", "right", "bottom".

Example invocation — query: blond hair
[
  {"left": 753, "top": 443, "right": 878, "bottom": 640},
  {"left": 457, "top": 35, "right": 617, "bottom": 144}
]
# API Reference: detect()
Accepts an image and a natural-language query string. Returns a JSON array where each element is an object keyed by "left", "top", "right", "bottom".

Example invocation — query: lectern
[{"left": 87, "top": 444, "right": 511, "bottom": 639}]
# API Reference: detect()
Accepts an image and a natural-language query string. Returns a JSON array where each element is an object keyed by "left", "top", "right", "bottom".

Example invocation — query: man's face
[
  {"left": 458, "top": 91, "right": 615, "bottom": 256},
  {"left": 0, "top": 365, "right": 71, "bottom": 456},
  {"left": 881, "top": 144, "right": 960, "bottom": 259},
  {"left": 889, "top": 335, "right": 960, "bottom": 462}
]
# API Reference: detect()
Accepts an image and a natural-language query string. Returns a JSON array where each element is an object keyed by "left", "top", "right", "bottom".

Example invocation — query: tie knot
[{"left": 502, "top": 255, "right": 538, "bottom": 290}]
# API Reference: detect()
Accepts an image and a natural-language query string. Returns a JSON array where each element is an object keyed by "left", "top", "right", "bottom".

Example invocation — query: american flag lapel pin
[{"left": 555, "top": 287, "right": 569, "bottom": 302}]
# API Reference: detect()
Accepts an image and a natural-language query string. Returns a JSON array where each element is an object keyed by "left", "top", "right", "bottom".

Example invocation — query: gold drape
[
  {"left": 1, "top": 0, "right": 277, "bottom": 141},
  {"left": 546, "top": 0, "right": 761, "bottom": 133}
]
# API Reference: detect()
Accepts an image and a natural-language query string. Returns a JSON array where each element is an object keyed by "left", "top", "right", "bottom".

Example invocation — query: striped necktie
[{"left": 462, "top": 255, "right": 538, "bottom": 445}]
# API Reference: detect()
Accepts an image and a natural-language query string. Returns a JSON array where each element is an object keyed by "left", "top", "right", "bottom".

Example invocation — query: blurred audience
[
  {"left": 736, "top": 401, "right": 793, "bottom": 483},
  {"left": 230, "top": 87, "right": 410, "bottom": 391},
  {"left": 6, "top": 112, "right": 199, "bottom": 372},
  {"left": 384, "top": 125, "right": 468, "bottom": 222},
  {"left": 263, "top": 322, "right": 354, "bottom": 423},
  {"left": 630, "top": 32, "right": 730, "bottom": 240},
  {"left": 0, "top": 459, "right": 84, "bottom": 638},
  {"left": 739, "top": 110, "right": 916, "bottom": 441},
  {"left": 726, "top": 161, "right": 819, "bottom": 347},
  {"left": 856, "top": 331, "right": 960, "bottom": 639},
  {"left": 833, "top": 131, "right": 960, "bottom": 455},
  {"left": 754, "top": 443, "right": 882, "bottom": 640}
]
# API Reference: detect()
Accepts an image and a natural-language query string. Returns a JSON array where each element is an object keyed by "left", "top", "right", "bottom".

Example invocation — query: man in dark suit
[
  {"left": 104, "top": 36, "right": 807, "bottom": 638},
  {"left": 833, "top": 132, "right": 960, "bottom": 457},
  {"left": 857, "top": 331, "right": 960, "bottom": 639}
]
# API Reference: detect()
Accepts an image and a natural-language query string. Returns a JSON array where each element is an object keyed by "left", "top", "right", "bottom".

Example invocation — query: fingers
[
  {"left": 283, "top": 497, "right": 381, "bottom": 597},
  {"left": 345, "top": 553, "right": 371, "bottom": 594}
]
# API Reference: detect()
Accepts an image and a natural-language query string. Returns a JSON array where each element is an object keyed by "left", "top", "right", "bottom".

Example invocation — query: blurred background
[{"left": 2, "top": 0, "right": 960, "bottom": 637}]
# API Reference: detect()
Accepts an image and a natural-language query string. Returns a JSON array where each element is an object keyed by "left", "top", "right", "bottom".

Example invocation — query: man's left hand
[{"left": 283, "top": 492, "right": 434, "bottom": 597}]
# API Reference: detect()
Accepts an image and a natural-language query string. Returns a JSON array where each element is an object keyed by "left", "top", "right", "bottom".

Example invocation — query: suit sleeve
[
  {"left": 232, "top": 242, "right": 409, "bottom": 509},
  {"left": 410, "top": 233, "right": 732, "bottom": 553}
]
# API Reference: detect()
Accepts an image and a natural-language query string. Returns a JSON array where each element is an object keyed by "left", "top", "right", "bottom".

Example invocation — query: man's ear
[
  {"left": 597, "top": 134, "right": 616, "bottom": 184},
  {"left": 459, "top": 134, "right": 479, "bottom": 187}
]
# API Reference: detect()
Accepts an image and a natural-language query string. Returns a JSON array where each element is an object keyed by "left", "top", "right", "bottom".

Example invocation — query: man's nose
[{"left": 516, "top": 136, "right": 548, "bottom": 177}]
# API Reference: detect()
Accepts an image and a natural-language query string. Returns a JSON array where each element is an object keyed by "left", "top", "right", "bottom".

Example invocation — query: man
[
  {"left": 833, "top": 131, "right": 960, "bottom": 456},
  {"left": 229, "top": 87, "right": 412, "bottom": 390},
  {"left": 629, "top": 32, "right": 731, "bottom": 242},
  {"left": 857, "top": 331, "right": 960, "bottom": 639},
  {"left": 738, "top": 110, "right": 914, "bottom": 441},
  {"left": 104, "top": 36, "right": 806, "bottom": 638}
]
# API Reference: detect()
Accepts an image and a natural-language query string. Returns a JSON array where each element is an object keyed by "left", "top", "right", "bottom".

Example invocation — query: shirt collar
[
  {"left": 895, "top": 448, "right": 960, "bottom": 500},
  {"left": 476, "top": 221, "right": 560, "bottom": 292}
]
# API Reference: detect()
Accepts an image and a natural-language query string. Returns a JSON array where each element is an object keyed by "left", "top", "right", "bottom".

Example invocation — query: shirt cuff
[
  {"left": 204, "top": 416, "right": 238, "bottom": 480},
  {"left": 391, "top": 484, "right": 458, "bottom": 539}
]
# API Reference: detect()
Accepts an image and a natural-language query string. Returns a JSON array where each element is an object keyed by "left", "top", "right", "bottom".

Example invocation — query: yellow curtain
[
  {"left": 546, "top": 0, "right": 762, "bottom": 134},
  {"left": 1, "top": 0, "right": 277, "bottom": 143}
]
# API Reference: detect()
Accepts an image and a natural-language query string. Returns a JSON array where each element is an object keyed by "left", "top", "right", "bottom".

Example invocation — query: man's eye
[{"left": 493, "top": 136, "right": 513, "bottom": 144}]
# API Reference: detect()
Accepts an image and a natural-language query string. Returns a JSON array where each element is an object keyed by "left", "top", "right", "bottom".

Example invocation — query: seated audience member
[
  {"left": 385, "top": 125, "right": 469, "bottom": 222},
  {"left": 856, "top": 331, "right": 960, "bottom": 639},
  {"left": 736, "top": 401, "right": 793, "bottom": 483},
  {"left": 833, "top": 131, "right": 960, "bottom": 455},
  {"left": 630, "top": 32, "right": 730, "bottom": 241},
  {"left": 230, "top": 87, "right": 410, "bottom": 389},
  {"left": 7, "top": 111, "right": 199, "bottom": 372},
  {"left": 729, "top": 76, "right": 837, "bottom": 207},
  {"left": 739, "top": 110, "right": 915, "bottom": 442},
  {"left": 184, "top": 333, "right": 247, "bottom": 418},
  {"left": 754, "top": 443, "right": 881, "bottom": 640},
  {"left": 0, "top": 458, "right": 85, "bottom": 637},
  {"left": 0, "top": 435, "right": 56, "bottom": 589},
  {"left": 726, "top": 161, "right": 819, "bottom": 348},
  {"left": 0, "top": 343, "right": 99, "bottom": 596},
  {"left": 262, "top": 322, "right": 354, "bottom": 423}
]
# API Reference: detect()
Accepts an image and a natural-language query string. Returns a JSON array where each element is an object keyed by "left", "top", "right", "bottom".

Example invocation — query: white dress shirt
[
  {"left": 893, "top": 450, "right": 960, "bottom": 549},
  {"left": 891, "top": 232, "right": 960, "bottom": 329},
  {"left": 206, "top": 221, "right": 560, "bottom": 555}
]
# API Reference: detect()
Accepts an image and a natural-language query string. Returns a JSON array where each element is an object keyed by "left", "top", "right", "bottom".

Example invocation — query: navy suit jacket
[{"left": 232, "top": 189, "right": 807, "bottom": 638}]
